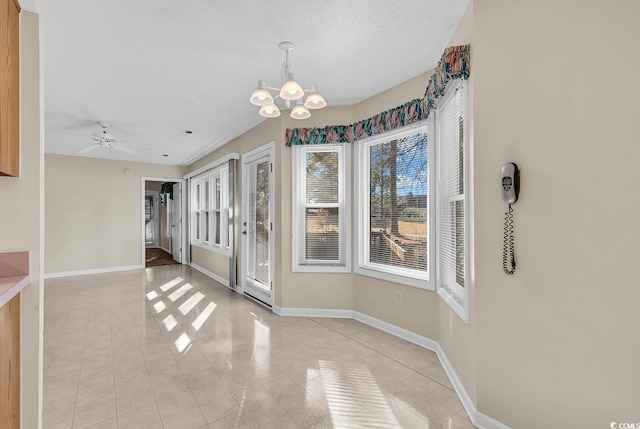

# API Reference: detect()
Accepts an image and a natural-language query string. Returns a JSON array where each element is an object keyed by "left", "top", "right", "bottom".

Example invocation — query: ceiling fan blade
[
  {"left": 118, "top": 140, "right": 153, "bottom": 146},
  {"left": 112, "top": 144, "right": 141, "bottom": 156},
  {"left": 77, "top": 143, "right": 101, "bottom": 154}
]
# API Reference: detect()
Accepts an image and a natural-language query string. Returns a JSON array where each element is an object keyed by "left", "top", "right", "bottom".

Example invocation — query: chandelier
[{"left": 249, "top": 41, "right": 327, "bottom": 120}]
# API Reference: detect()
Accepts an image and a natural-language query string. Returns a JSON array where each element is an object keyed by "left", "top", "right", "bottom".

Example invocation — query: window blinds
[
  {"left": 438, "top": 83, "right": 465, "bottom": 302},
  {"left": 305, "top": 151, "right": 340, "bottom": 261},
  {"left": 367, "top": 132, "right": 428, "bottom": 273}
]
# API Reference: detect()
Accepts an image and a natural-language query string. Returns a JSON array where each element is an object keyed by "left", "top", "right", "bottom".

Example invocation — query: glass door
[{"left": 242, "top": 144, "right": 274, "bottom": 306}]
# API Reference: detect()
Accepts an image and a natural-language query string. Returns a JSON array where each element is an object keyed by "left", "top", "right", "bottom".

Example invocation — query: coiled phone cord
[{"left": 503, "top": 204, "right": 516, "bottom": 275}]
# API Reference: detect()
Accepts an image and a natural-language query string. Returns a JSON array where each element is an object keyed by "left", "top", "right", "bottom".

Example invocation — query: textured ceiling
[
  {"left": 19, "top": 1, "right": 37, "bottom": 13},
  {"left": 44, "top": 0, "right": 469, "bottom": 165}
]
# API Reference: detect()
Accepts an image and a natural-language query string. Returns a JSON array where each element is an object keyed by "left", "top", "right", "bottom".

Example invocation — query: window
[
  {"left": 355, "top": 124, "right": 431, "bottom": 288},
  {"left": 436, "top": 79, "right": 468, "bottom": 321},
  {"left": 190, "top": 166, "right": 229, "bottom": 254},
  {"left": 292, "top": 144, "right": 350, "bottom": 272}
]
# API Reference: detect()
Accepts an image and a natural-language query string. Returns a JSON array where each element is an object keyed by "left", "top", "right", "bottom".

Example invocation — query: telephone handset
[
  {"left": 501, "top": 163, "right": 519, "bottom": 275},
  {"left": 501, "top": 163, "right": 519, "bottom": 204}
]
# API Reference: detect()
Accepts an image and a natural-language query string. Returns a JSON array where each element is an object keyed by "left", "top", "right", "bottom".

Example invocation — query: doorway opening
[{"left": 142, "top": 178, "right": 184, "bottom": 267}]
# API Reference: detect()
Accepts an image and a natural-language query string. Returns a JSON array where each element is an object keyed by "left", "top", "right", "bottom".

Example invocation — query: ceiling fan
[{"left": 77, "top": 121, "right": 142, "bottom": 156}]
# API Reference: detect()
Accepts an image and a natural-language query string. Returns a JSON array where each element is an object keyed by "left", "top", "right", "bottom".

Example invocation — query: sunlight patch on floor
[
  {"left": 160, "top": 277, "right": 184, "bottom": 292},
  {"left": 153, "top": 301, "right": 166, "bottom": 313},
  {"left": 191, "top": 302, "right": 216, "bottom": 331},
  {"left": 168, "top": 283, "right": 192, "bottom": 302},
  {"left": 162, "top": 314, "right": 178, "bottom": 332},
  {"left": 175, "top": 332, "right": 191, "bottom": 353},
  {"left": 319, "top": 360, "right": 400, "bottom": 427},
  {"left": 178, "top": 291, "right": 204, "bottom": 316}
]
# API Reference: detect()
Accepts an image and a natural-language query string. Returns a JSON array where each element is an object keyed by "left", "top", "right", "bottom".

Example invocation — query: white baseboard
[
  {"left": 159, "top": 246, "right": 171, "bottom": 253},
  {"left": 189, "top": 262, "right": 229, "bottom": 287},
  {"left": 189, "top": 262, "right": 242, "bottom": 294},
  {"left": 272, "top": 306, "right": 354, "bottom": 318},
  {"left": 276, "top": 306, "right": 510, "bottom": 429},
  {"left": 473, "top": 412, "right": 512, "bottom": 429},
  {"left": 44, "top": 265, "right": 143, "bottom": 279},
  {"left": 353, "top": 311, "right": 440, "bottom": 352}
]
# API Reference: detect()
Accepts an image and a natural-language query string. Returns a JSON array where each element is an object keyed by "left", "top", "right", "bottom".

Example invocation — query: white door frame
[
  {"left": 170, "top": 182, "right": 182, "bottom": 262},
  {"left": 241, "top": 142, "right": 275, "bottom": 306},
  {"left": 141, "top": 177, "right": 185, "bottom": 266},
  {"left": 144, "top": 191, "right": 160, "bottom": 248}
]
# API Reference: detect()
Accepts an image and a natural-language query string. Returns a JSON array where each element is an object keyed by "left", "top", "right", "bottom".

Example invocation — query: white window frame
[
  {"left": 190, "top": 165, "right": 230, "bottom": 255},
  {"left": 435, "top": 79, "right": 469, "bottom": 322},
  {"left": 292, "top": 144, "right": 351, "bottom": 272},
  {"left": 354, "top": 122, "right": 433, "bottom": 289}
]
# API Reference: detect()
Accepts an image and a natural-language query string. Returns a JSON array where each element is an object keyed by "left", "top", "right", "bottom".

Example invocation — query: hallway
[{"left": 43, "top": 266, "right": 472, "bottom": 428}]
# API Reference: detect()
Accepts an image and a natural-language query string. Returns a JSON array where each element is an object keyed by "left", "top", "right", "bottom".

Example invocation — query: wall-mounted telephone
[{"left": 501, "top": 163, "right": 519, "bottom": 275}]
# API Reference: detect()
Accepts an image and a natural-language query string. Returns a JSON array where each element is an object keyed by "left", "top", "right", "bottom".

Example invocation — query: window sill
[
  {"left": 292, "top": 264, "right": 351, "bottom": 274},
  {"left": 437, "top": 287, "right": 468, "bottom": 323},
  {"left": 354, "top": 266, "right": 433, "bottom": 290}
]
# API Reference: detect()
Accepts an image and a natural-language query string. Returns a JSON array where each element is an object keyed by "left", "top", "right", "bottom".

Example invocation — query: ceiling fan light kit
[{"left": 249, "top": 41, "right": 327, "bottom": 120}]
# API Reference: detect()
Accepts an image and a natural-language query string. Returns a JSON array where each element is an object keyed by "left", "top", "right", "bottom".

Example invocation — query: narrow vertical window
[
  {"left": 203, "top": 180, "right": 210, "bottom": 243},
  {"left": 214, "top": 177, "right": 220, "bottom": 244},
  {"left": 292, "top": 145, "right": 350, "bottom": 272},
  {"left": 436, "top": 80, "right": 467, "bottom": 321},
  {"left": 194, "top": 182, "right": 201, "bottom": 241}
]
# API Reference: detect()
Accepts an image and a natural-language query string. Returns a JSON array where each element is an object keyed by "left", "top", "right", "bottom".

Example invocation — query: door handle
[{"left": 242, "top": 230, "right": 247, "bottom": 235}]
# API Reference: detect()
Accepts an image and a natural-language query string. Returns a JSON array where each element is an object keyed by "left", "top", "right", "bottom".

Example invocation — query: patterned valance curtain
[{"left": 285, "top": 44, "right": 470, "bottom": 147}]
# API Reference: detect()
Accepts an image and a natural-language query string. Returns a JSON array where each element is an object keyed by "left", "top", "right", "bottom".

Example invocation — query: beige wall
[
  {"left": 45, "top": 155, "right": 184, "bottom": 274},
  {"left": 190, "top": 245, "right": 229, "bottom": 281},
  {"left": 0, "top": 11, "right": 44, "bottom": 429},
  {"left": 470, "top": 0, "right": 640, "bottom": 426}
]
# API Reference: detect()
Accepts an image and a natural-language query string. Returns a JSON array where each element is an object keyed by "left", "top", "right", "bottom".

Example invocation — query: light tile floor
[{"left": 44, "top": 265, "right": 474, "bottom": 429}]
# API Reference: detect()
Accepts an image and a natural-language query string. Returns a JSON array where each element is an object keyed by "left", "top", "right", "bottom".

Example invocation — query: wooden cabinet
[
  {"left": 0, "top": 251, "right": 27, "bottom": 429},
  {"left": 0, "top": 0, "right": 20, "bottom": 177},
  {"left": 0, "top": 294, "right": 20, "bottom": 429}
]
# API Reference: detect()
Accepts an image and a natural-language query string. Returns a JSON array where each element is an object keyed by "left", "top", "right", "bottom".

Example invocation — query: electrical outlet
[{"left": 395, "top": 290, "right": 403, "bottom": 305}]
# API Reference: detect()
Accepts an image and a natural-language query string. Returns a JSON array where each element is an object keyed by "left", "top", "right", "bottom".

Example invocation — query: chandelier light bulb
[
  {"left": 304, "top": 85, "right": 327, "bottom": 110},
  {"left": 280, "top": 73, "right": 304, "bottom": 100},
  {"left": 250, "top": 80, "right": 274, "bottom": 106},
  {"left": 291, "top": 100, "right": 311, "bottom": 120},
  {"left": 259, "top": 103, "right": 281, "bottom": 118}
]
